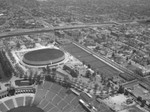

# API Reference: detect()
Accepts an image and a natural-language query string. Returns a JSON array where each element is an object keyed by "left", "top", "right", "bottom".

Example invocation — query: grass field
[
  {"left": 63, "top": 43, "right": 120, "bottom": 78},
  {"left": 63, "top": 43, "right": 135, "bottom": 81}
]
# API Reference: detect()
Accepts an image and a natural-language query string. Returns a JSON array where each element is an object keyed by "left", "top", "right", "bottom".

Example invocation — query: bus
[
  {"left": 79, "top": 99, "right": 97, "bottom": 112},
  {"left": 70, "top": 88, "right": 80, "bottom": 96}
]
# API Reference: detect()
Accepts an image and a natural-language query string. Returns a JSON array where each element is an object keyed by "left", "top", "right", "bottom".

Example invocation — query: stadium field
[{"left": 63, "top": 43, "right": 135, "bottom": 81}]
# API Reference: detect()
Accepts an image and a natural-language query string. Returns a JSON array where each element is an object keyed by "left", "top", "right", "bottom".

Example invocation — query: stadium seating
[
  {"left": 4, "top": 99, "right": 15, "bottom": 110},
  {"left": 62, "top": 105, "right": 74, "bottom": 112},
  {"left": 56, "top": 100, "right": 68, "bottom": 110},
  {"left": 75, "top": 104, "right": 86, "bottom": 112},
  {"left": 0, "top": 81, "right": 87, "bottom": 112},
  {"left": 70, "top": 97, "right": 80, "bottom": 109},
  {"left": 32, "top": 89, "right": 47, "bottom": 106},
  {"left": 50, "top": 83, "right": 62, "bottom": 94},
  {"left": 25, "top": 96, "right": 33, "bottom": 106},
  {"left": 63, "top": 93, "right": 76, "bottom": 104},
  {"left": 49, "top": 107, "right": 60, "bottom": 112},
  {"left": 45, "top": 91, "right": 56, "bottom": 102},
  {"left": 51, "top": 95, "right": 62, "bottom": 106},
  {"left": 15, "top": 97, "right": 24, "bottom": 107},
  {"left": 0, "top": 103, "right": 9, "bottom": 112},
  {"left": 43, "top": 102, "right": 54, "bottom": 112},
  {"left": 42, "top": 81, "right": 53, "bottom": 90},
  {"left": 57, "top": 88, "right": 68, "bottom": 99},
  {"left": 37, "top": 99, "right": 49, "bottom": 109}
]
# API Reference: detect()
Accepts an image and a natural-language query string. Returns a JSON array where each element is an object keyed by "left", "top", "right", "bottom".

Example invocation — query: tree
[
  {"left": 16, "top": 42, "right": 21, "bottom": 49},
  {"left": 134, "top": 68, "right": 143, "bottom": 77},
  {"left": 70, "top": 70, "right": 78, "bottom": 78},
  {"left": 29, "top": 72, "right": 33, "bottom": 80},
  {"left": 24, "top": 75, "right": 28, "bottom": 80},
  {"left": 117, "top": 85, "right": 124, "bottom": 94},
  {"left": 92, "top": 72, "right": 96, "bottom": 77},
  {"left": 82, "top": 61, "right": 86, "bottom": 65},
  {"left": 62, "top": 75, "right": 71, "bottom": 88},
  {"left": 87, "top": 64, "right": 91, "bottom": 68},
  {"left": 100, "top": 73, "right": 106, "bottom": 84},
  {"left": 42, "top": 67, "right": 47, "bottom": 74},
  {"left": 111, "top": 52, "right": 115, "bottom": 59},
  {"left": 124, "top": 89, "right": 129, "bottom": 96},
  {"left": 46, "top": 65, "right": 51, "bottom": 74},
  {"left": 35, "top": 75, "right": 42, "bottom": 85},
  {"left": 106, "top": 81, "right": 111, "bottom": 88},
  {"left": 141, "top": 100, "right": 146, "bottom": 107},
  {"left": 132, "top": 49, "right": 136, "bottom": 54},
  {"left": 52, "top": 68, "right": 56, "bottom": 73},
  {"left": 45, "top": 75, "right": 52, "bottom": 82},
  {"left": 137, "top": 96, "right": 142, "bottom": 102},
  {"left": 86, "top": 70, "right": 91, "bottom": 78},
  {"left": 7, "top": 87, "right": 15, "bottom": 96},
  {"left": 148, "top": 104, "right": 150, "bottom": 108},
  {"left": 94, "top": 84, "right": 99, "bottom": 94}
]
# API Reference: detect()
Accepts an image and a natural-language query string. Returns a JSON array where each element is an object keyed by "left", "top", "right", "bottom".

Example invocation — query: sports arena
[
  {"left": 23, "top": 48, "right": 65, "bottom": 66},
  {"left": 14, "top": 46, "right": 70, "bottom": 68}
]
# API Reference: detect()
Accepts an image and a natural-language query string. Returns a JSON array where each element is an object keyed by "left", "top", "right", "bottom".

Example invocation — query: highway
[
  {"left": 0, "top": 23, "right": 118, "bottom": 39},
  {"left": 0, "top": 18, "right": 147, "bottom": 39}
]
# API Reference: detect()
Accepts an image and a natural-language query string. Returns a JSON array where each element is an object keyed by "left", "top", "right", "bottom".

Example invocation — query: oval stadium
[{"left": 22, "top": 48, "right": 65, "bottom": 66}]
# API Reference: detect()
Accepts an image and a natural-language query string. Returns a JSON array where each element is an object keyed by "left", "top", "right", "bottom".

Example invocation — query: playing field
[
  {"left": 63, "top": 43, "right": 136, "bottom": 82},
  {"left": 63, "top": 43, "right": 120, "bottom": 78}
]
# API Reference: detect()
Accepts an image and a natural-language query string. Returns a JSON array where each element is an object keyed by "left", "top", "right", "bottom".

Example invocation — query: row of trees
[
  {"left": 45, "top": 75, "right": 71, "bottom": 89},
  {"left": 136, "top": 96, "right": 147, "bottom": 107},
  {"left": 117, "top": 85, "right": 129, "bottom": 96},
  {"left": 0, "top": 50, "right": 14, "bottom": 78},
  {"left": 63, "top": 65, "right": 78, "bottom": 78}
]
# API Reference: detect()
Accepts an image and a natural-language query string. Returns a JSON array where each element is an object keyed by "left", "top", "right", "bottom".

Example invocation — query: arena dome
[{"left": 22, "top": 48, "right": 65, "bottom": 66}]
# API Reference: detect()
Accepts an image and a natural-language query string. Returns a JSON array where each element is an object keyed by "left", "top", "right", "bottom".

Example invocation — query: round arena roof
[
  {"left": 23, "top": 48, "right": 65, "bottom": 66},
  {"left": 7, "top": 106, "right": 44, "bottom": 112}
]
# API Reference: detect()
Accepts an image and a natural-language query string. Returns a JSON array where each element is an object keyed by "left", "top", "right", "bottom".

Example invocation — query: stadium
[
  {"left": 23, "top": 48, "right": 65, "bottom": 66},
  {"left": 15, "top": 46, "right": 70, "bottom": 68}
]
